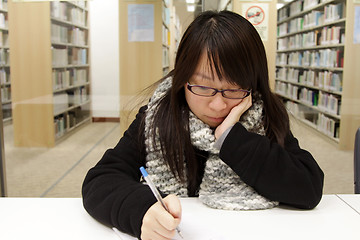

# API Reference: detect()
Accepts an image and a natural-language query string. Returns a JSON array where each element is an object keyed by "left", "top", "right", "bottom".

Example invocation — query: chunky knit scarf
[{"left": 144, "top": 78, "right": 278, "bottom": 210}]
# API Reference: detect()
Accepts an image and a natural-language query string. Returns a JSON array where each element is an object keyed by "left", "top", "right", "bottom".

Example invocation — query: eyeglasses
[{"left": 186, "top": 82, "right": 251, "bottom": 99}]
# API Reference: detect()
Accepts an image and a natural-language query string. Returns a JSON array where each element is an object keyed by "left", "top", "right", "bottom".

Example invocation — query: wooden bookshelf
[
  {"left": 0, "top": 0, "right": 10, "bottom": 123},
  {"left": 8, "top": 0, "right": 91, "bottom": 147},
  {"left": 275, "top": 0, "right": 360, "bottom": 150},
  {"left": 162, "top": 0, "right": 170, "bottom": 76},
  {"left": 119, "top": 0, "right": 180, "bottom": 134}
]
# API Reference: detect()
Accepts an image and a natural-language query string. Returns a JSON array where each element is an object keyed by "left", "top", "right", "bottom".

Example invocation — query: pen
[{"left": 140, "top": 166, "right": 184, "bottom": 239}]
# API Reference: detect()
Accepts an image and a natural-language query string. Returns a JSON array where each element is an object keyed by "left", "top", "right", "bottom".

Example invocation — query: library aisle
[
  {"left": 3, "top": 117, "right": 354, "bottom": 198},
  {"left": 3, "top": 122, "right": 120, "bottom": 197}
]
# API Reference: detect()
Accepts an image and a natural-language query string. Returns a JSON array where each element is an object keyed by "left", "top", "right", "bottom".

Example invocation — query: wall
[
  {"left": 233, "top": 0, "right": 277, "bottom": 89},
  {"left": 89, "top": 0, "right": 120, "bottom": 118}
]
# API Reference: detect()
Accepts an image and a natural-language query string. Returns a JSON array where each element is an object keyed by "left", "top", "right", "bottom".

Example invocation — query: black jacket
[{"left": 82, "top": 106, "right": 324, "bottom": 238}]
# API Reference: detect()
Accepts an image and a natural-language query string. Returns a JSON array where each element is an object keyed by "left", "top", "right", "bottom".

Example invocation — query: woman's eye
[{"left": 199, "top": 86, "right": 208, "bottom": 90}]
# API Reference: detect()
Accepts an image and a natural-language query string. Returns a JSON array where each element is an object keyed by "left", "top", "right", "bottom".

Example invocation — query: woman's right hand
[{"left": 141, "top": 194, "right": 182, "bottom": 240}]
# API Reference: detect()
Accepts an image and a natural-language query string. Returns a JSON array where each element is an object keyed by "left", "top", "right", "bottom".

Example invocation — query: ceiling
[
  {"left": 172, "top": 0, "right": 222, "bottom": 34},
  {"left": 172, "top": 0, "right": 289, "bottom": 34}
]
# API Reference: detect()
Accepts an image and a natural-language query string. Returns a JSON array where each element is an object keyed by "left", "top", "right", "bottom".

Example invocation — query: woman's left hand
[{"left": 215, "top": 94, "right": 252, "bottom": 139}]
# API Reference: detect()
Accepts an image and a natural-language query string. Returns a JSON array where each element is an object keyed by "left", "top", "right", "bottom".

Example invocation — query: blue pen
[{"left": 140, "top": 167, "right": 183, "bottom": 239}]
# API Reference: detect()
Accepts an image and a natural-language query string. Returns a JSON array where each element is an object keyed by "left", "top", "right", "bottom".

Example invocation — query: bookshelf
[
  {"left": 169, "top": 3, "right": 181, "bottom": 69},
  {"left": 0, "top": 0, "right": 10, "bottom": 123},
  {"left": 275, "top": 0, "right": 360, "bottom": 150},
  {"left": 162, "top": 0, "right": 170, "bottom": 76},
  {"left": 9, "top": 0, "right": 91, "bottom": 147}
]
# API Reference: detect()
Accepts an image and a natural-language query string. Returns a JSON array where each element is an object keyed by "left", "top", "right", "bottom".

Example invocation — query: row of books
[
  {"left": 278, "top": 3, "right": 345, "bottom": 37},
  {"left": 53, "top": 87, "right": 89, "bottom": 115},
  {"left": 54, "top": 102, "right": 90, "bottom": 139},
  {"left": 298, "top": 87, "right": 341, "bottom": 115},
  {"left": 289, "top": 0, "right": 303, "bottom": 17},
  {"left": 162, "top": 4, "right": 170, "bottom": 27},
  {"left": 54, "top": 115, "right": 66, "bottom": 138},
  {"left": 53, "top": 70, "right": 70, "bottom": 91},
  {"left": 0, "top": 31, "right": 8, "bottom": 47},
  {"left": 324, "top": 3, "right": 345, "bottom": 23},
  {"left": 275, "top": 81, "right": 341, "bottom": 116},
  {"left": 2, "top": 105, "right": 11, "bottom": 119},
  {"left": 276, "top": 67, "right": 342, "bottom": 92},
  {"left": 162, "top": 25, "right": 170, "bottom": 46},
  {"left": 0, "top": 68, "right": 9, "bottom": 85},
  {"left": 68, "top": 86, "right": 88, "bottom": 106},
  {"left": 70, "top": 48, "right": 87, "bottom": 65},
  {"left": 318, "top": 71, "right": 342, "bottom": 92},
  {"left": 53, "top": 93, "right": 69, "bottom": 115},
  {"left": 285, "top": 101, "right": 339, "bottom": 138},
  {"left": 0, "top": 12, "right": 7, "bottom": 29},
  {"left": 299, "top": 87, "right": 319, "bottom": 106},
  {"left": 1, "top": 85, "right": 10, "bottom": 102},
  {"left": 51, "top": 1, "right": 87, "bottom": 27},
  {"left": 278, "top": 0, "right": 344, "bottom": 21},
  {"left": 318, "top": 90, "right": 340, "bottom": 115},
  {"left": 303, "top": 0, "right": 320, "bottom": 10},
  {"left": 277, "top": 26, "right": 344, "bottom": 50},
  {"left": 51, "top": 23, "right": 87, "bottom": 46},
  {"left": 162, "top": 46, "right": 169, "bottom": 68},
  {"left": 52, "top": 47, "right": 87, "bottom": 66},
  {"left": 317, "top": 112, "right": 340, "bottom": 138},
  {"left": 0, "top": 48, "right": 9, "bottom": 66},
  {"left": 71, "top": 1, "right": 87, "bottom": 9},
  {"left": 320, "top": 26, "right": 345, "bottom": 45},
  {"left": 0, "top": 0, "right": 7, "bottom": 11},
  {"left": 275, "top": 81, "right": 299, "bottom": 100},
  {"left": 51, "top": 23, "right": 68, "bottom": 44},
  {"left": 70, "top": 27, "right": 87, "bottom": 46},
  {"left": 281, "top": 48, "right": 343, "bottom": 68},
  {"left": 303, "top": 10, "right": 324, "bottom": 29},
  {"left": 52, "top": 68, "right": 88, "bottom": 91}
]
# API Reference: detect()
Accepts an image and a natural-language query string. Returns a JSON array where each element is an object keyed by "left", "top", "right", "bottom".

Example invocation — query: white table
[
  {"left": 0, "top": 198, "right": 119, "bottom": 240},
  {"left": 0, "top": 195, "right": 359, "bottom": 240},
  {"left": 337, "top": 194, "right": 360, "bottom": 213}
]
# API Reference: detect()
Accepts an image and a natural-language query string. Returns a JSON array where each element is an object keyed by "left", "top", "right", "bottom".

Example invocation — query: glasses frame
[{"left": 186, "top": 82, "right": 251, "bottom": 99}]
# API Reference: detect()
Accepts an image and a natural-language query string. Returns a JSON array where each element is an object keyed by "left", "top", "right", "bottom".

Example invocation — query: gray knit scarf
[{"left": 144, "top": 78, "right": 278, "bottom": 210}]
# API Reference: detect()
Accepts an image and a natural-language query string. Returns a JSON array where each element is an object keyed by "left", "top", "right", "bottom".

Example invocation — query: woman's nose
[{"left": 208, "top": 93, "right": 227, "bottom": 111}]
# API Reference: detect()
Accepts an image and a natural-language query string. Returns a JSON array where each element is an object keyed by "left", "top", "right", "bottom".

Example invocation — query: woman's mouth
[{"left": 207, "top": 116, "right": 225, "bottom": 123}]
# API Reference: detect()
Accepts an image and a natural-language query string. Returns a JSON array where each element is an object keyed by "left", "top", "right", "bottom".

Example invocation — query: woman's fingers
[{"left": 141, "top": 195, "right": 182, "bottom": 240}]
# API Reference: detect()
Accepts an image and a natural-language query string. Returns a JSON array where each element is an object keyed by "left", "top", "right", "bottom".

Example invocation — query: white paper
[
  {"left": 354, "top": 6, "right": 360, "bottom": 44},
  {"left": 128, "top": 4, "right": 154, "bottom": 42}
]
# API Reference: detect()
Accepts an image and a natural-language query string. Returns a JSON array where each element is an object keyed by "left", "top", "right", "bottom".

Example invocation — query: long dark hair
[{"left": 145, "top": 11, "right": 289, "bottom": 190}]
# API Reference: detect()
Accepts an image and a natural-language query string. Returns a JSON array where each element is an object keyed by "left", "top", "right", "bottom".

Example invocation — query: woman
[{"left": 82, "top": 11, "right": 324, "bottom": 240}]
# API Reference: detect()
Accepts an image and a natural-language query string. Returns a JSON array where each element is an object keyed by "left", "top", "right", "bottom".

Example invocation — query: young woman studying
[{"left": 82, "top": 10, "right": 324, "bottom": 240}]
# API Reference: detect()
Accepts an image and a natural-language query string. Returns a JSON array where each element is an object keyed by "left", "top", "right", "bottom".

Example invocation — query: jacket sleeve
[
  {"left": 219, "top": 122, "right": 324, "bottom": 209},
  {"left": 82, "top": 106, "right": 157, "bottom": 238}
]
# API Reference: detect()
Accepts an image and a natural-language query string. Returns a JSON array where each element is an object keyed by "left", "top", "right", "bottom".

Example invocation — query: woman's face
[{"left": 184, "top": 53, "right": 244, "bottom": 128}]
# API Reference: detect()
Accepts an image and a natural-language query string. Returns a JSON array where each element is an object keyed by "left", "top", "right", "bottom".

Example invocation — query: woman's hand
[
  {"left": 141, "top": 194, "right": 182, "bottom": 240},
  {"left": 215, "top": 94, "right": 252, "bottom": 139}
]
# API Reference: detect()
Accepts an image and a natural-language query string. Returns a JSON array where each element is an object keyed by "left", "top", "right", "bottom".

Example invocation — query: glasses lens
[
  {"left": 191, "top": 86, "right": 216, "bottom": 96},
  {"left": 223, "top": 90, "right": 249, "bottom": 99}
]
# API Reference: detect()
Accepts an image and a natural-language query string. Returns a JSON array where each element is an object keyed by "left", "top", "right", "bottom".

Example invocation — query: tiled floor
[
  {"left": 3, "top": 116, "right": 355, "bottom": 197},
  {"left": 4, "top": 121, "right": 121, "bottom": 197}
]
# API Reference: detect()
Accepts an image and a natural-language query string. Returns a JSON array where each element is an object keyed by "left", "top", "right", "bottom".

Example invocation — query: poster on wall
[
  {"left": 354, "top": 6, "right": 360, "bottom": 44},
  {"left": 242, "top": 3, "right": 269, "bottom": 41},
  {"left": 128, "top": 4, "right": 154, "bottom": 42}
]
